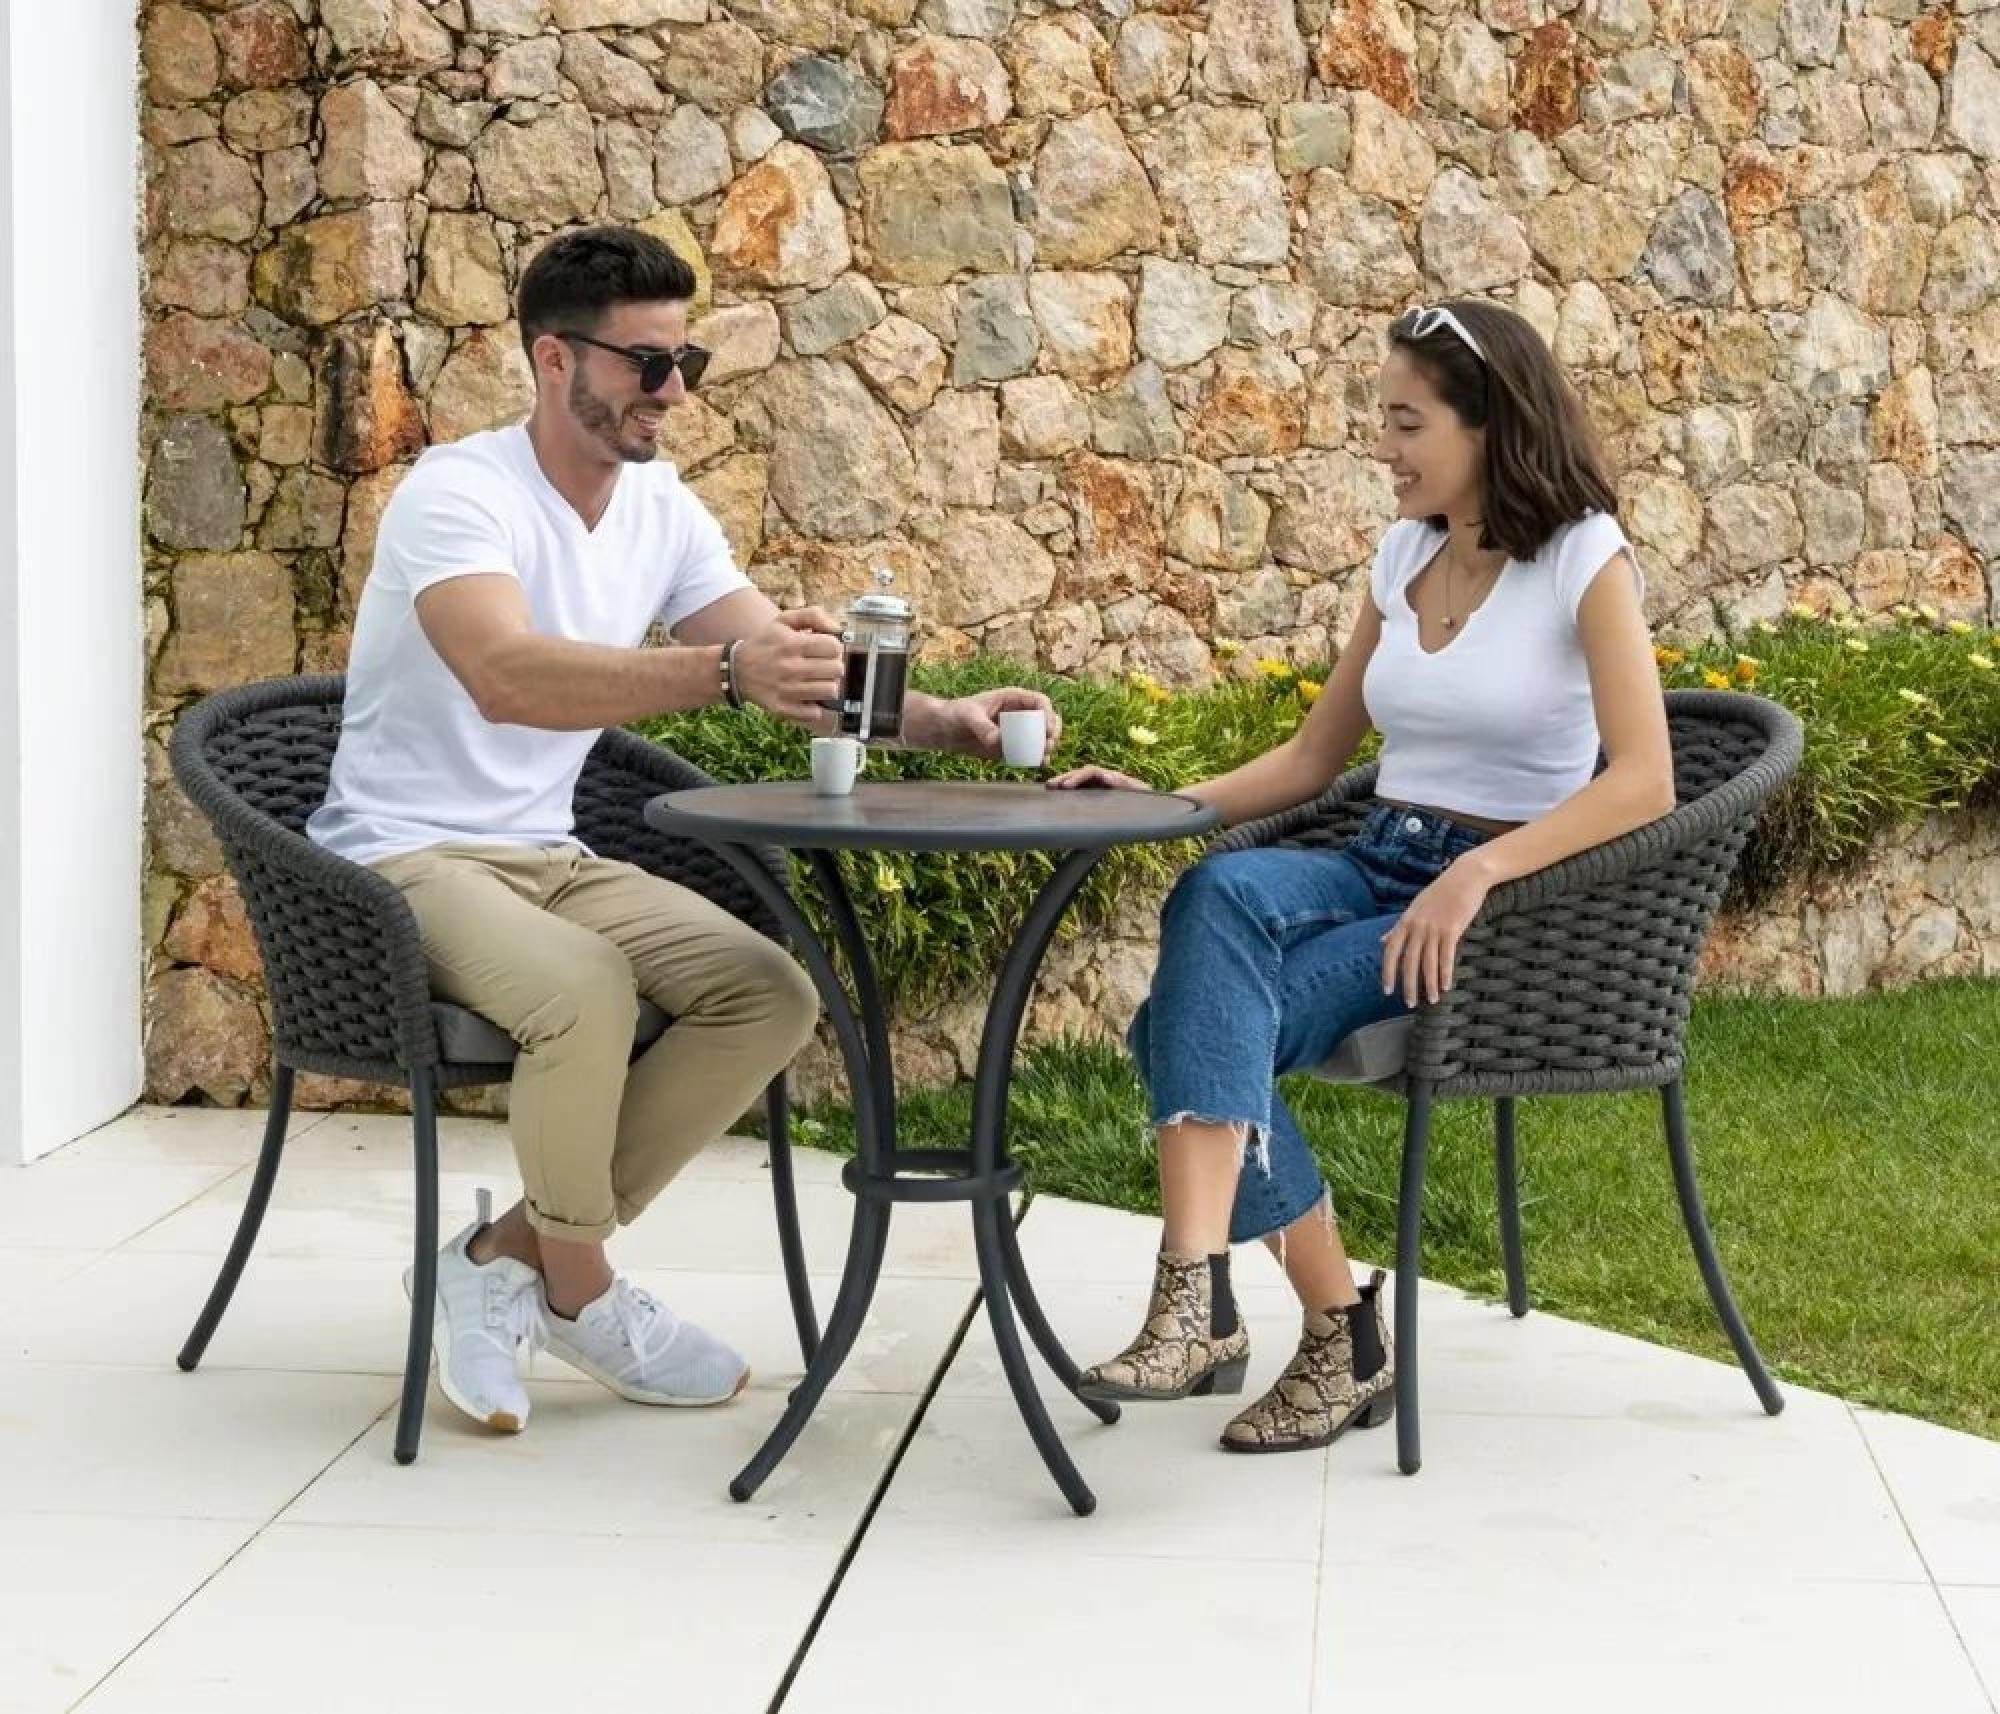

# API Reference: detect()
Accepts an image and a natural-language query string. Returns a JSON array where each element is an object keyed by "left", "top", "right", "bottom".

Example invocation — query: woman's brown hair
[{"left": 1387, "top": 300, "right": 1617, "bottom": 562}]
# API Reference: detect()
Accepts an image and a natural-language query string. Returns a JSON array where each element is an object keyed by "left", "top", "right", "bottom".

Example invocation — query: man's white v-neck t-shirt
[{"left": 307, "top": 425, "right": 749, "bottom": 867}]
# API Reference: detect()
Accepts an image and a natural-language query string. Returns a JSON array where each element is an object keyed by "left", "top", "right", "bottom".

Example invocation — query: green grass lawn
[{"left": 787, "top": 981, "right": 2000, "bottom": 1441}]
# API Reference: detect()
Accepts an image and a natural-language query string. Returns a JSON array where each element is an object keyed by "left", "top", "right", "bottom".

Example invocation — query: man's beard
[{"left": 568, "top": 369, "right": 657, "bottom": 464}]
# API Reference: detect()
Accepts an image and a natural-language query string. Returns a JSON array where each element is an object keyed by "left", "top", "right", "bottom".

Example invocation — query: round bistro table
[{"left": 644, "top": 779, "right": 1218, "bottom": 1516}]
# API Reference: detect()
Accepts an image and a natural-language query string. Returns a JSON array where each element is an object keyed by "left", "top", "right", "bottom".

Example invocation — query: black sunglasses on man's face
[{"left": 559, "top": 331, "right": 710, "bottom": 394}]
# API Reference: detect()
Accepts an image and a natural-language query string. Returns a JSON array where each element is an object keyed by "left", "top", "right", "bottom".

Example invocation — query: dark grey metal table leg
[
  {"left": 763, "top": 1077, "right": 820, "bottom": 1366},
  {"left": 707, "top": 843, "right": 901, "bottom": 1503},
  {"left": 1662, "top": 1080, "right": 1784, "bottom": 1416},
  {"left": 1495, "top": 1097, "right": 1529, "bottom": 1319},
  {"left": 997, "top": 1209, "right": 1119, "bottom": 1426},
  {"left": 970, "top": 848, "right": 1112, "bottom": 1514},
  {"left": 1394, "top": 1081, "right": 1433, "bottom": 1477}
]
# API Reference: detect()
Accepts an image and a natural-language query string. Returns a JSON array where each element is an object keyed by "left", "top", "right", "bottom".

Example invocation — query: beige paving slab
[
  {"left": 0, "top": 1361, "right": 394, "bottom": 1522},
  {"left": 1940, "top": 1586, "right": 2000, "bottom": 1708},
  {"left": 1858, "top": 1406, "right": 2000, "bottom": 1586},
  {"left": 0, "top": 1156, "right": 243, "bottom": 1253},
  {"left": 71, "top": 1524, "right": 833, "bottom": 1714},
  {"left": 783, "top": 1546, "right": 1318, "bottom": 1714},
  {"left": 0, "top": 1514, "right": 252, "bottom": 1714},
  {"left": 1311, "top": 1570, "right": 1992, "bottom": 1714}
]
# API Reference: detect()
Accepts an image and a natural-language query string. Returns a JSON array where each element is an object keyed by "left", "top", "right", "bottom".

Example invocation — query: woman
[{"left": 1049, "top": 300, "right": 1675, "bottom": 1455}]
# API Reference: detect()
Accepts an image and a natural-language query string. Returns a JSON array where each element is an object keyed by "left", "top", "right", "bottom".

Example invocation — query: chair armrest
[
  {"left": 1209, "top": 763, "right": 1382, "bottom": 857},
  {"left": 575, "top": 727, "right": 791, "bottom": 942},
  {"left": 1406, "top": 757, "right": 1789, "bottom": 1094},
  {"left": 171, "top": 721, "right": 439, "bottom": 1075}
]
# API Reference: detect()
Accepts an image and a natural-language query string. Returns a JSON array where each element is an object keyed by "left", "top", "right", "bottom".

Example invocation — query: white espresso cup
[
  {"left": 810, "top": 735, "right": 864, "bottom": 796},
  {"left": 998, "top": 708, "right": 1048, "bottom": 768}
]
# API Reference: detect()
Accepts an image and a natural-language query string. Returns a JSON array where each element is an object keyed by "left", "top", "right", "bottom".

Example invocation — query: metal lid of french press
[{"left": 846, "top": 566, "right": 912, "bottom": 621}]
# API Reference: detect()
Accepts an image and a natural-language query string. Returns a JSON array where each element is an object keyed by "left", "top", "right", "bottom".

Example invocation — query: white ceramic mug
[
  {"left": 810, "top": 735, "right": 864, "bottom": 796},
  {"left": 998, "top": 708, "right": 1048, "bottom": 769}
]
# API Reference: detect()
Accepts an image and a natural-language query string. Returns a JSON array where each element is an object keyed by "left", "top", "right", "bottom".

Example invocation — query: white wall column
[{"left": 0, "top": 0, "right": 143, "bottom": 1164}]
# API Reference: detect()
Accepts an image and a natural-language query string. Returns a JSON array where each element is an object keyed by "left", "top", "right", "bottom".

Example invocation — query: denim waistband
[{"left": 1359, "top": 800, "right": 1493, "bottom": 864}]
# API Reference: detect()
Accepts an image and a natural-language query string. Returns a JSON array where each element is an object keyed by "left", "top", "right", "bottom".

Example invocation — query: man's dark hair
[
  {"left": 516, "top": 226, "right": 697, "bottom": 362},
  {"left": 1388, "top": 299, "right": 1618, "bottom": 563}
]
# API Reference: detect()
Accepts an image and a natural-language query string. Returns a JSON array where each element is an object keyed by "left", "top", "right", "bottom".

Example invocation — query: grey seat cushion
[
  {"left": 1311, "top": 1016, "right": 1412, "bottom": 1086},
  {"left": 432, "top": 998, "right": 670, "bottom": 1066}
]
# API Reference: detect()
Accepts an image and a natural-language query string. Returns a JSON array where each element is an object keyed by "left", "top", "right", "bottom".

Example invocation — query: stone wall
[{"left": 136, "top": 0, "right": 2000, "bottom": 1105}]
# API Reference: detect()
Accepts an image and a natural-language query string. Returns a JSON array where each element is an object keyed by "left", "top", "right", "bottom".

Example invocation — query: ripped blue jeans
[{"left": 1126, "top": 804, "right": 1492, "bottom": 1245}]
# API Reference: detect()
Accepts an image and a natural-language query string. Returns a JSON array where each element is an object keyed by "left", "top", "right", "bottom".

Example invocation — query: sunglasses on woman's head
[
  {"left": 559, "top": 331, "right": 711, "bottom": 394},
  {"left": 1401, "top": 304, "right": 1488, "bottom": 364}
]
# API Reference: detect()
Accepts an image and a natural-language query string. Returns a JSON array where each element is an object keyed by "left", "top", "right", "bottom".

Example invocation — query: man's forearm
[
  {"left": 893, "top": 691, "right": 960, "bottom": 751},
  {"left": 475, "top": 633, "right": 727, "bottom": 730}
]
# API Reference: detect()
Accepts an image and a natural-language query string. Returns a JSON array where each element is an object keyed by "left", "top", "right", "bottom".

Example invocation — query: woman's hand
[
  {"left": 1380, "top": 855, "right": 1495, "bottom": 1007},
  {"left": 1046, "top": 765, "right": 1152, "bottom": 792}
]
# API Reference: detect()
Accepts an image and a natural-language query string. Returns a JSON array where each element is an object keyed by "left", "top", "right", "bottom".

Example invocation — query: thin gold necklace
[{"left": 1441, "top": 539, "right": 1497, "bottom": 630}]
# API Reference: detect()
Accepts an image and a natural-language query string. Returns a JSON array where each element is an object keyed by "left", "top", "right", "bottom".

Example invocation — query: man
[{"left": 308, "top": 225, "right": 1057, "bottom": 1436}]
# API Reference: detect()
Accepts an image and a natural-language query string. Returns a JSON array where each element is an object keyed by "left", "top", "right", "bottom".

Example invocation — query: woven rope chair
[
  {"left": 168, "top": 675, "right": 819, "bottom": 1464},
  {"left": 1212, "top": 689, "right": 1804, "bottom": 1473}
]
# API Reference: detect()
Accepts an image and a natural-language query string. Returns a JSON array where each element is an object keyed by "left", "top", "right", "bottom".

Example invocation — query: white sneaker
[
  {"left": 404, "top": 1195, "right": 543, "bottom": 1434},
  {"left": 540, "top": 1277, "right": 750, "bottom": 1407}
]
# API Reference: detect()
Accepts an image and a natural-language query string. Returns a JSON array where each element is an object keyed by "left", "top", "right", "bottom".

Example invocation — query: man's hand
[
  {"left": 921, "top": 686, "right": 1063, "bottom": 762},
  {"left": 732, "top": 607, "right": 843, "bottom": 726}
]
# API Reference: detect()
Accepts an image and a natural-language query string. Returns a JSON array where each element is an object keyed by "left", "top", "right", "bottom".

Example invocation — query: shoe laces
[
  {"left": 605, "top": 1277, "right": 677, "bottom": 1359},
  {"left": 482, "top": 1269, "right": 545, "bottom": 1352}
]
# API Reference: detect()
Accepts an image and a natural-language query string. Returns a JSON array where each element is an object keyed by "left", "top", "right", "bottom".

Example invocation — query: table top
[{"left": 645, "top": 779, "right": 1219, "bottom": 853}]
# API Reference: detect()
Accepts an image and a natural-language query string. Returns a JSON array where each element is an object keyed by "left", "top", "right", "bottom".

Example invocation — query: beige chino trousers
[{"left": 372, "top": 842, "right": 819, "bottom": 1243}]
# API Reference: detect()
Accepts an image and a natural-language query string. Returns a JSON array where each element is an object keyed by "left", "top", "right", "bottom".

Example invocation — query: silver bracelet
[{"left": 719, "top": 639, "right": 745, "bottom": 709}]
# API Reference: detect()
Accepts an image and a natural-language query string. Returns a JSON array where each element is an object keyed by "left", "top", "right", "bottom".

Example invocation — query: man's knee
[
  {"left": 751, "top": 942, "right": 821, "bottom": 1054},
  {"left": 517, "top": 939, "right": 638, "bottom": 1048}
]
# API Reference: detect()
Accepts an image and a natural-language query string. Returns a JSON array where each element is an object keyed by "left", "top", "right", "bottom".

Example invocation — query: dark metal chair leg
[
  {"left": 178, "top": 1063, "right": 295, "bottom": 1371},
  {"left": 763, "top": 1077, "right": 820, "bottom": 1366},
  {"left": 394, "top": 1068, "right": 442, "bottom": 1467},
  {"left": 976, "top": 1197, "right": 1096, "bottom": 1515},
  {"left": 1394, "top": 1082, "right": 1432, "bottom": 1476},
  {"left": 1662, "top": 1080, "right": 1784, "bottom": 1416},
  {"left": 997, "top": 1204, "right": 1118, "bottom": 1426},
  {"left": 1495, "top": 1097, "right": 1529, "bottom": 1319}
]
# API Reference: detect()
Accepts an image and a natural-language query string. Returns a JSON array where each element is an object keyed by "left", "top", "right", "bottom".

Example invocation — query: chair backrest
[
  {"left": 1402, "top": 689, "right": 1803, "bottom": 1095},
  {"left": 174, "top": 674, "right": 346, "bottom": 839}
]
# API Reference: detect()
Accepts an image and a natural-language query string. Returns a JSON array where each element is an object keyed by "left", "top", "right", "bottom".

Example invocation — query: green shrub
[{"left": 639, "top": 610, "right": 2000, "bottom": 1009}]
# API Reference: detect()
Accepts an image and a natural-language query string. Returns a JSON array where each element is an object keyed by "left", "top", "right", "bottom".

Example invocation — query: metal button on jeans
[{"left": 1403, "top": 815, "right": 1424, "bottom": 834}]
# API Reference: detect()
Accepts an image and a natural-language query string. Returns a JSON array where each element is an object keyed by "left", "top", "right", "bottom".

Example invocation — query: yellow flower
[
  {"left": 1898, "top": 687, "right": 1931, "bottom": 707},
  {"left": 1845, "top": 637, "right": 1870, "bottom": 653},
  {"left": 1126, "top": 670, "right": 1170, "bottom": 704},
  {"left": 873, "top": 862, "right": 904, "bottom": 896},
  {"left": 1755, "top": 621, "right": 1778, "bottom": 635},
  {"left": 1788, "top": 602, "right": 1817, "bottom": 620},
  {"left": 1213, "top": 637, "right": 1242, "bottom": 660},
  {"left": 1702, "top": 669, "right": 1731, "bottom": 690},
  {"left": 1918, "top": 603, "right": 1940, "bottom": 622},
  {"left": 1924, "top": 731, "right": 1948, "bottom": 749},
  {"left": 1127, "top": 724, "right": 1160, "bottom": 747},
  {"left": 1733, "top": 661, "right": 1758, "bottom": 685},
  {"left": 1653, "top": 645, "right": 1685, "bottom": 667},
  {"left": 1948, "top": 619, "right": 1975, "bottom": 635},
  {"left": 1254, "top": 658, "right": 1295, "bottom": 682},
  {"left": 1297, "top": 678, "right": 1324, "bottom": 705},
  {"left": 1969, "top": 652, "right": 1994, "bottom": 672}
]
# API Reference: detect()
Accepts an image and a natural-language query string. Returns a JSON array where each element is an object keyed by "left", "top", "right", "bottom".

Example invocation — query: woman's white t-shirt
[
  {"left": 307, "top": 425, "right": 749, "bottom": 867},
  {"left": 1360, "top": 511, "right": 1640, "bottom": 824}
]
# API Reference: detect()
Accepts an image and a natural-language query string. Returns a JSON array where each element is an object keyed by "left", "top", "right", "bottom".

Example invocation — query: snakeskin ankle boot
[
  {"left": 1219, "top": 1268, "right": 1395, "bottom": 1453},
  {"left": 1077, "top": 1250, "right": 1250, "bottom": 1402}
]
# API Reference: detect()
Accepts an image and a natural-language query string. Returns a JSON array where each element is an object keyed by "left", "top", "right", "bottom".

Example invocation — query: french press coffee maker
[{"left": 835, "top": 568, "right": 914, "bottom": 742}]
